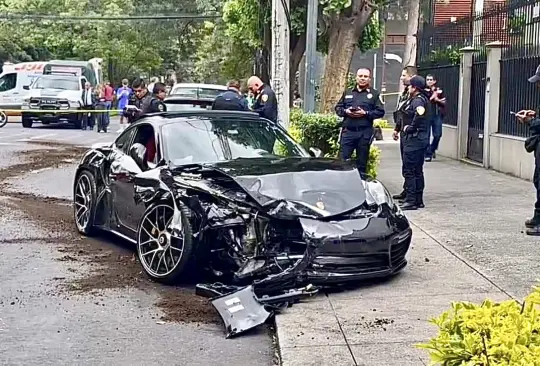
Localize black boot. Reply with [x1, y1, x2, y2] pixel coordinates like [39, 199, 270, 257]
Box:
[526, 225, 540, 236]
[525, 216, 540, 228]
[400, 201, 417, 210]
[393, 191, 406, 200]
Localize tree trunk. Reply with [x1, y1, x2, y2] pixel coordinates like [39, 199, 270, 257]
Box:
[289, 32, 306, 105]
[319, 19, 367, 113]
[402, 0, 420, 68]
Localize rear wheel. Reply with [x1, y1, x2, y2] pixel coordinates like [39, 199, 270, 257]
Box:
[21, 115, 33, 128]
[137, 202, 194, 284]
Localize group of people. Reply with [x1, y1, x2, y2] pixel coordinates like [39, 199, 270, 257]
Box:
[334, 66, 446, 211]
[80, 81, 115, 132]
[211, 76, 278, 123]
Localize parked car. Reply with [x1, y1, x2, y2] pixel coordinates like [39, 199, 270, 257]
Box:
[72, 110, 412, 334]
[169, 83, 227, 99]
[21, 74, 86, 128]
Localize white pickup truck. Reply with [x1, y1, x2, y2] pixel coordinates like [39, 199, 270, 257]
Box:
[21, 74, 87, 128]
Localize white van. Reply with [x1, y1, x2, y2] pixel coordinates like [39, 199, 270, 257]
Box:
[0, 62, 47, 115]
[0, 58, 103, 115]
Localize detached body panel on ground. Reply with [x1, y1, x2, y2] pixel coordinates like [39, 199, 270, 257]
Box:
[71, 110, 412, 337]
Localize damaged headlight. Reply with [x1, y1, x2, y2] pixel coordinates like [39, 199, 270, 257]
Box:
[363, 181, 394, 207]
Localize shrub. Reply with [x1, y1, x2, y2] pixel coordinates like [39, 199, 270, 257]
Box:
[289, 109, 381, 178]
[374, 119, 390, 129]
[416, 285, 540, 365]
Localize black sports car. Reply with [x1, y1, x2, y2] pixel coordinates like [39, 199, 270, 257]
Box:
[72, 110, 412, 335]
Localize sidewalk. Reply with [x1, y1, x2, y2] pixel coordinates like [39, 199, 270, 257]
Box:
[276, 142, 538, 365]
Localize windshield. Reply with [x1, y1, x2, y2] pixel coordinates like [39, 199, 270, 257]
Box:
[171, 87, 225, 98]
[162, 117, 308, 166]
[33, 77, 79, 90]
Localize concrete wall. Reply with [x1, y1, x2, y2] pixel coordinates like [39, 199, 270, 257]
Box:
[435, 42, 534, 182]
[489, 134, 535, 180]
[438, 125, 459, 160]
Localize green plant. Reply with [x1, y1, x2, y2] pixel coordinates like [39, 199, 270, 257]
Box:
[374, 119, 389, 128]
[289, 109, 381, 178]
[416, 285, 540, 365]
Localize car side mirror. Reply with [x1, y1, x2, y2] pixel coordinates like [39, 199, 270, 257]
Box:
[23, 85, 30, 90]
[309, 147, 322, 158]
[129, 143, 147, 170]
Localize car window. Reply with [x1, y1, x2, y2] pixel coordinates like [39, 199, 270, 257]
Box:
[0, 73, 17, 92]
[33, 77, 80, 90]
[161, 117, 308, 166]
[114, 127, 136, 153]
[131, 123, 159, 166]
[171, 87, 198, 97]
[198, 88, 225, 98]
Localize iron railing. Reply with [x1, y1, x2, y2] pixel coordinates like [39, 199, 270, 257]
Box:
[469, 61, 487, 131]
[498, 56, 540, 137]
[418, 64, 460, 126]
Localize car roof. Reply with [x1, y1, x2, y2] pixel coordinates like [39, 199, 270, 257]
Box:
[171, 83, 227, 90]
[133, 110, 265, 128]
[37, 74, 81, 80]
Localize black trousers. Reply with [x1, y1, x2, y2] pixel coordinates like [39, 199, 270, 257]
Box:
[534, 156, 540, 218]
[340, 127, 373, 174]
[400, 139, 405, 194]
[403, 147, 425, 204]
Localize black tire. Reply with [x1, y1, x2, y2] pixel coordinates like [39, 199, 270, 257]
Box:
[73, 115, 82, 129]
[136, 201, 194, 284]
[0, 111, 7, 128]
[21, 115, 33, 128]
[73, 170, 98, 236]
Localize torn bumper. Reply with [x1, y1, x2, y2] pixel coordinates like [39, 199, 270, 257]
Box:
[297, 216, 412, 284]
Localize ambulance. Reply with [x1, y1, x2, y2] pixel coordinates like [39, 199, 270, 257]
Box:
[0, 58, 102, 115]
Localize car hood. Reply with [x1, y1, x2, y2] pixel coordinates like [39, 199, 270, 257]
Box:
[29, 88, 80, 100]
[177, 157, 369, 218]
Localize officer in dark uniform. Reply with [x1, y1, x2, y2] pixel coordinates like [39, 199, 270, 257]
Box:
[149, 82, 167, 113]
[398, 75, 430, 210]
[393, 66, 417, 201]
[247, 75, 278, 123]
[212, 80, 249, 111]
[125, 78, 154, 124]
[517, 64, 540, 235]
[335, 67, 385, 175]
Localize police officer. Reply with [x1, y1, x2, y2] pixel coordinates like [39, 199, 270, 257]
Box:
[335, 67, 385, 175]
[516, 64, 540, 235]
[212, 80, 249, 111]
[247, 75, 278, 123]
[398, 75, 430, 210]
[125, 78, 153, 124]
[393, 65, 417, 201]
[149, 82, 167, 113]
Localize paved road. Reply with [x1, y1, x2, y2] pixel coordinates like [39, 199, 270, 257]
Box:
[2, 117, 123, 147]
[0, 142, 275, 365]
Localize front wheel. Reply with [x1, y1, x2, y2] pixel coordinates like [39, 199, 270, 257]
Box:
[0, 111, 7, 128]
[21, 115, 33, 128]
[137, 202, 194, 284]
[74, 170, 97, 235]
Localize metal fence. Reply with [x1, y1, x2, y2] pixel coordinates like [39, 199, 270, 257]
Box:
[497, 0, 540, 137]
[418, 64, 460, 126]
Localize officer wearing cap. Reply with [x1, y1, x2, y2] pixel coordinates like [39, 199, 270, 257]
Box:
[335, 67, 385, 175]
[399, 75, 430, 210]
[212, 80, 249, 111]
[515, 64, 540, 235]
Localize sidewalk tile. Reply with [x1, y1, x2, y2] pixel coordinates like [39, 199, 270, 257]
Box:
[280, 345, 355, 366]
[350, 342, 428, 366]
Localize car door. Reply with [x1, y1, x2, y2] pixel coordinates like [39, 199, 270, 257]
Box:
[110, 123, 156, 235]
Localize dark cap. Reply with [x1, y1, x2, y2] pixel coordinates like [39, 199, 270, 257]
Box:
[528, 65, 540, 83]
[409, 75, 427, 89]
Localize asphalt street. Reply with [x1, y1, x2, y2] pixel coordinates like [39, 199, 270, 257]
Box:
[0, 138, 276, 365]
[1, 116, 122, 148]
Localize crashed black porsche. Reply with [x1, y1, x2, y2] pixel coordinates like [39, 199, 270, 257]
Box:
[72, 110, 412, 337]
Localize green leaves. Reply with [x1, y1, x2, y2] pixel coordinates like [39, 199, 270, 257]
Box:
[289, 109, 380, 177]
[416, 286, 540, 365]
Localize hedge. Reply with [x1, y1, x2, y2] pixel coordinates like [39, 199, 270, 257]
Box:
[289, 108, 382, 178]
[416, 286, 540, 365]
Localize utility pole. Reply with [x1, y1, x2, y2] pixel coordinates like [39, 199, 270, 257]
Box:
[380, 6, 388, 102]
[271, 0, 290, 129]
[303, 0, 318, 113]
